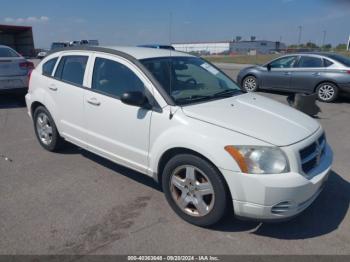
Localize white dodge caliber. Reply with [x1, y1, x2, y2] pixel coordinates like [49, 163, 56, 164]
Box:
[25, 46, 333, 226]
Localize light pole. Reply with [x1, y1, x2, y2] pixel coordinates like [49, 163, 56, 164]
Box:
[298, 25, 302, 46]
[169, 12, 173, 45]
[322, 30, 327, 49]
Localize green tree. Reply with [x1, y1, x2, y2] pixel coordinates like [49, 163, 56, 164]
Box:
[335, 43, 347, 50]
[305, 42, 319, 48]
[322, 44, 332, 50]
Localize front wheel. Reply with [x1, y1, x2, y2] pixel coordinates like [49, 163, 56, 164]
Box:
[162, 154, 229, 227]
[316, 82, 338, 102]
[242, 75, 259, 92]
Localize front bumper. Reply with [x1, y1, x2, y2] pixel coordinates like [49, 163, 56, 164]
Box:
[221, 143, 333, 221]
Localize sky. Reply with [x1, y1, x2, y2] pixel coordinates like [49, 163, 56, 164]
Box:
[1, 0, 349, 48]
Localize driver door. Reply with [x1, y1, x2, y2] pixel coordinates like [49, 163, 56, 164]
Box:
[84, 54, 154, 174]
[261, 56, 298, 90]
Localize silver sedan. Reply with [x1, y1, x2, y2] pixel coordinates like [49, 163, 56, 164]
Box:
[237, 53, 350, 102]
[0, 45, 34, 94]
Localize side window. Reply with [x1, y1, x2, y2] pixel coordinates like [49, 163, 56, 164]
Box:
[269, 56, 297, 69]
[324, 59, 333, 67]
[297, 56, 323, 68]
[54, 56, 88, 85]
[42, 57, 58, 76]
[92, 57, 144, 97]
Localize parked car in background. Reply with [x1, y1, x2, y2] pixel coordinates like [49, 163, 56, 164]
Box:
[26, 46, 332, 226]
[50, 42, 70, 50]
[0, 45, 34, 94]
[138, 44, 175, 50]
[37, 49, 48, 59]
[79, 40, 99, 46]
[69, 40, 81, 47]
[237, 53, 350, 102]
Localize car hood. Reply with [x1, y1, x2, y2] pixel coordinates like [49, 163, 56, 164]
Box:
[181, 93, 320, 146]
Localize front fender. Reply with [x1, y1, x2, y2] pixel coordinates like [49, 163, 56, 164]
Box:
[148, 108, 269, 177]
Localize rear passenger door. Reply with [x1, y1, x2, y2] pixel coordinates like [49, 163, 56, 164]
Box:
[290, 55, 325, 93]
[84, 54, 153, 174]
[51, 52, 91, 147]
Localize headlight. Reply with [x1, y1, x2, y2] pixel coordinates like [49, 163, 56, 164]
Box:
[224, 146, 289, 174]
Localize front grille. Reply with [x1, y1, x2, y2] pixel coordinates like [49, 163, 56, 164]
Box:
[299, 133, 326, 174]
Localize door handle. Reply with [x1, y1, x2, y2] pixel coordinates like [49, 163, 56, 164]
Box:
[284, 72, 291, 75]
[87, 98, 101, 106]
[312, 72, 321, 76]
[48, 85, 57, 91]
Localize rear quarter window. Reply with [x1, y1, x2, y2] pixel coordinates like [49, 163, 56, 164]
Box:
[323, 59, 333, 67]
[42, 57, 58, 76]
[54, 56, 88, 85]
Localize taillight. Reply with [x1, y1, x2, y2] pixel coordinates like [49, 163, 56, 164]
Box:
[19, 61, 34, 70]
[28, 69, 33, 81]
[347, 70, 350, 74]
[28, 69, 33, 92]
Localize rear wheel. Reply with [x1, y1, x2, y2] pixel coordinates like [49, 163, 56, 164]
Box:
[242, 75, 258, 92]
[33, 106, 64, 151]
[316, 82, 338, 102]
[162, 154, 229, 226]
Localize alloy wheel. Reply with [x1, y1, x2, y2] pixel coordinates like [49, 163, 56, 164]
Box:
[36, 112, 53, 145]
[318, 84, 335, 101]
[243, 77, 257, 91]
[169, 165, 215, 217]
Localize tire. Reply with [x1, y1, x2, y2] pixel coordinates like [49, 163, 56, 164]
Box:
[242, 75, 259, 92]
[33, 106, 64, 151]
[162, 154, 229, 227]
[316, 82, 338, 102]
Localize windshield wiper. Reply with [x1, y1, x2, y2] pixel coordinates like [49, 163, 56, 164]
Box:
[175, 90, 241, 105]
[211, 89, 240, 98]
[175, 95, 213, 104]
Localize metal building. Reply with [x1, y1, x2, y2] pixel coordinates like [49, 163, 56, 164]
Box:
[0, 24, 35, 57]
[172, 41, 231, 55]
[230, 40, 286, 54]
[172, 40, 286, 55]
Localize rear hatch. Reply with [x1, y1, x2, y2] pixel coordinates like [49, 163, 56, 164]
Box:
[0, 57, 28, 77]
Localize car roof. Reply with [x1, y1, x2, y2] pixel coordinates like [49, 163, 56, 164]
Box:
[102, 46, 192, 60]
[100, 46, 190, 59]
[49, 45, 192, 60]
[283, 52, 340, 58]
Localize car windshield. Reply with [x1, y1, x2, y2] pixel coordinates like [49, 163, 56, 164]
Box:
[141, 57, 241, 105]
[0, 47, 19, 57]
[327, 54, 350, 67]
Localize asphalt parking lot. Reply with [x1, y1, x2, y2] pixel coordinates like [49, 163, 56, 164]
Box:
[0, 63, 349, 255]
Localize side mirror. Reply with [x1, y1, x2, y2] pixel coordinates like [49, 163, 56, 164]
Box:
[266, 64, 272, 71]
[121, 91, 150, 108]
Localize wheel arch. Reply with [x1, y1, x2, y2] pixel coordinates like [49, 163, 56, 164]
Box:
[156, 146, 234, 215]
[31, 101, 46, 116]
[156, 147, 231, 194]
[241, 73, 261, 90]
[314, 80, 339, 92]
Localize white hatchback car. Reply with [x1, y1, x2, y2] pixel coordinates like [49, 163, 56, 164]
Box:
[25, 46, 333, 226]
